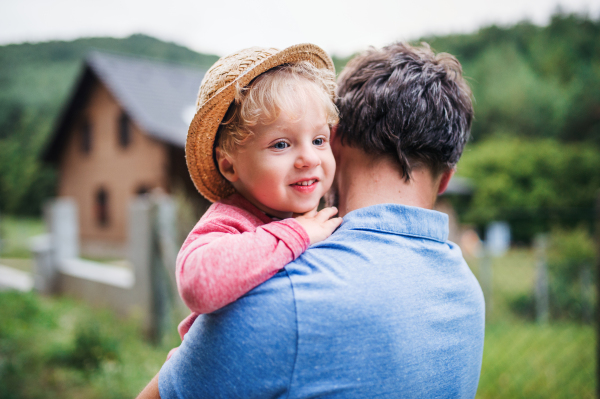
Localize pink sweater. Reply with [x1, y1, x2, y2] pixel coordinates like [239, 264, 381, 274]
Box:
[175, 193, 310, 340]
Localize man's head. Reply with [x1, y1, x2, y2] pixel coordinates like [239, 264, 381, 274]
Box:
[335, 42, 473, 181]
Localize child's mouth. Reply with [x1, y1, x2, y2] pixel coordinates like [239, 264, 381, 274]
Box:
[290, 179, 318, 193]
[293, 179, 316, 186]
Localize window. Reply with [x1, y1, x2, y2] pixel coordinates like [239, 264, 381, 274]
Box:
[95, 188, 109, 227]
[119, 112, 131, 148]
[136, 185, 150, 196]
[81, 119, 92, 154]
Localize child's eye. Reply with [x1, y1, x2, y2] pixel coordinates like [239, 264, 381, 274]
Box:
[313, 138, 324, 146]
[272, 141, 289, 150]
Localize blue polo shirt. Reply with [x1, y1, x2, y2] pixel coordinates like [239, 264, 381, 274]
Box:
[159, 204, 485, 398]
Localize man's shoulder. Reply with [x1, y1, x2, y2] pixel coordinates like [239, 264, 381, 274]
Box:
[159, 269, 298, 398]
[161, 204, 485, 398]
[278, 208, 484, 398]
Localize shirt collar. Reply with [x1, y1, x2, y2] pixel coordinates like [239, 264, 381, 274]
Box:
[337, 203, 449, 243]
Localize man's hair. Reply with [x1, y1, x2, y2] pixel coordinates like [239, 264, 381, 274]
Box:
[336, 42, 473, 180]
[217, 61, 338, 155]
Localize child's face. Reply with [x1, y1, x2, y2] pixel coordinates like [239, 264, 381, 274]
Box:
[219, 97, 335, 219]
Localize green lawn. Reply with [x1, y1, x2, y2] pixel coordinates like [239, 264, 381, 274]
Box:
[0, 217, 595, 397]
[468, 248, 538, 323]
[466, 250, 596, 398]
[0, 215, 45, 259]
[0, 290, 176, 399]
[478, 322, 594, 398]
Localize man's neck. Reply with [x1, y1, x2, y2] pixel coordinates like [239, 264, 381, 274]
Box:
[334, 146, 441, 217]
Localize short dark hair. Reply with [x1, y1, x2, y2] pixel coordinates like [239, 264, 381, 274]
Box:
[336, 42, 473, 180]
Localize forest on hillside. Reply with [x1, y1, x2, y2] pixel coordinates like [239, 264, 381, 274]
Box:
[0, 12, 599, 242]
[421, 12, 600, 241]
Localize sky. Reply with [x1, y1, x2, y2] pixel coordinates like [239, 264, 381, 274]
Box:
[1, 0, 599, 57]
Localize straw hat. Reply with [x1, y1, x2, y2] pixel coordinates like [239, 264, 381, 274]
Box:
[186, 43, 335, 202]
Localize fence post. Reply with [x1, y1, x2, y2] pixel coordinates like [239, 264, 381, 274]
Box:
[0, 212, 3, 254]
[129, 197, 155, 339]
[32, 198, 79, 294]
[129, 194, 182, 343]
[481, 221, 510, 322]
[534, 234, 549, 324]
[47, 198, 79, 263]
[30, 234, 54, 294]
[480, 250, 493, 322]
[155, 195, 187, 313]
[148, 195, 178, 344]
[580, 264, 592, 324]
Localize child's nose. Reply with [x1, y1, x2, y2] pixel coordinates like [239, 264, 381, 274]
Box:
[294, 146, 321, 169]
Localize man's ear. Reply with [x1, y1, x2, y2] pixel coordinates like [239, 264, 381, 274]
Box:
[437, 168, 455, 195]
[215, 147, 239, 183]
[330, 125, 340, 156]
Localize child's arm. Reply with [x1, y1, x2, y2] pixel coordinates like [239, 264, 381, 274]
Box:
[176, 207, 341, 315]
[177, 218, 306, 315]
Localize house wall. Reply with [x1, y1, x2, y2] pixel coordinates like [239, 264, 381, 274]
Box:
[58, 80, 168, 257]
[434, 198, 461, 244]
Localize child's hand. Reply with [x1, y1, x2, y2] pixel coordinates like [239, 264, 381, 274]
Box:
[294, 207, 343, 245]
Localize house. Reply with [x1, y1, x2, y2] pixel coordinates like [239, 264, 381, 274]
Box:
[43, 51, 210, 258]
[43, 50, 473, 259]
[435, 176, 474, 244]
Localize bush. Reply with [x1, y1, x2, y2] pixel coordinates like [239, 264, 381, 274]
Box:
[508, 292, 536, 321]
[507, 228, 596, 323]
[456, 137, 600, 242]
[0, 291, 174, 398]
[547, 228, 596, 321]
[0, 291, 55, 399]
[50, 319, 119, 372]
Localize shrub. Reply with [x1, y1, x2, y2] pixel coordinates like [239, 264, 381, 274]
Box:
[547, 227, 596, 321]
[0, 291, 172, 398]
[51, 319, 119, 372]
[507, 228, 596, 322]
[508, 292, 536, 321]
[456, 137, 600, 242]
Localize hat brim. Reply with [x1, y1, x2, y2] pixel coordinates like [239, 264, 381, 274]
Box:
[186, 43, 335, 203]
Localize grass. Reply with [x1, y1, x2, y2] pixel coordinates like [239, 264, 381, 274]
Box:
[0, 258, 33, 272]
[478, 322, 594, 398]
[0, 217, 130, 270]
[467, 248, 538, 323]
[1, 289, 593, 399]
[0, 217, 596, 397]
[0, 290, 177, 399]
[0, 218, 180, 398]
[465, 249, 596, 398]
[0, 215, 45, 259]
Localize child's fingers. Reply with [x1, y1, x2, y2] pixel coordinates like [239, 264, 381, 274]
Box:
[293, 205, 319, 219]
[324, 217, 343, 231]
[315, 206, 338, 222]
[307, 209, 318, 218]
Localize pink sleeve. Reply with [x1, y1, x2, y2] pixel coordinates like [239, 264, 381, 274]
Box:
[176, 218, 309, 315]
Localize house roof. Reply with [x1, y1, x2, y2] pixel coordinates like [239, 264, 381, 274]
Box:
[43, 51, 474, 197]
[44, 51, 206, 161]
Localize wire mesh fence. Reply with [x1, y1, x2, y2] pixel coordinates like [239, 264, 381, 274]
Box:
[1, 199, 597, 398]
[467, 227, 596, 398]
[477, 322, 594, 398]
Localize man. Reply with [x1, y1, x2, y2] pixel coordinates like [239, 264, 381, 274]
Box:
[138, 42, 484, 398]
